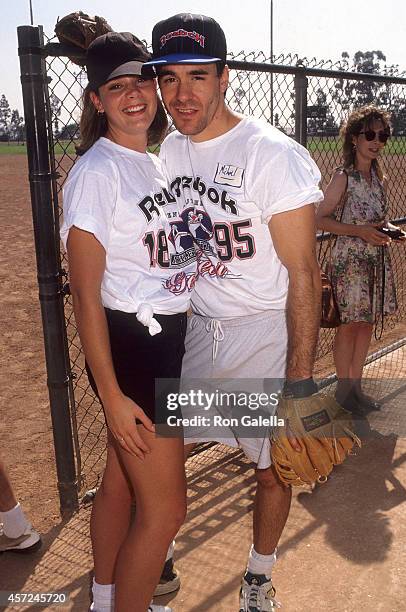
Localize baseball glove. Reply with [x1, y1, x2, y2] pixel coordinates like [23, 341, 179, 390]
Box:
[271, 391, 361, 486]
[54, 12, 113, 66]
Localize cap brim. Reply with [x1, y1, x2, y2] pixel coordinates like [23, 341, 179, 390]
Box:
[106, 60, 154, 81]
[144, 53, 223, 66]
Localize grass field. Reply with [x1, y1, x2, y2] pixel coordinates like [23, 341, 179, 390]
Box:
[0, 142, 28, 154]
[307, 136, 406, 154]
[3, 136, 406, 156]
[0, 141, 77, 155]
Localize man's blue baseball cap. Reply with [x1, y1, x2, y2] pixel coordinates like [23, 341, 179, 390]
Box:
[145, 13, 227, 67]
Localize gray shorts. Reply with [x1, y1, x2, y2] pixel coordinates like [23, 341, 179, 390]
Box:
[181, 309, 288, 469]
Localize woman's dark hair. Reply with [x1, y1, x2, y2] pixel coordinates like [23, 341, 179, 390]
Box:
[340, 105, 391, 180]
[76, 83, 168, 155]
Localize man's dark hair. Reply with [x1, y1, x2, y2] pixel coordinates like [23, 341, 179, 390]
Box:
[216, 61, 226, 76]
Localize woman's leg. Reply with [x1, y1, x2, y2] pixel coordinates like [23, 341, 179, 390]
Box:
[333, 323, 357, 402]
[91, 430, 133, 587]
[348, 322, 373, 383]
[114, 428, 187, 612]
[349, 322, 379, 407]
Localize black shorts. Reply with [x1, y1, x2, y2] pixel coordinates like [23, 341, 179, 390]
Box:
[86, 309, 187, 423]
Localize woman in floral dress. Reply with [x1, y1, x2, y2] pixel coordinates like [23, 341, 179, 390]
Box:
[317, 105, 403, 412]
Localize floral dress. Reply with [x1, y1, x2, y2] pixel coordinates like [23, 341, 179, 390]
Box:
[331, 167, 397, 324]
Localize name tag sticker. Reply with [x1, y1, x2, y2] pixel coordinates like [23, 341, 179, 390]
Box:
[214, 163, 245, 188]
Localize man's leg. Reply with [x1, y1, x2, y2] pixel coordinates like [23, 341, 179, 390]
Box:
[253, 465, 291, 555]
[238, 439, 288, 611]
[177, 310, 289, 609]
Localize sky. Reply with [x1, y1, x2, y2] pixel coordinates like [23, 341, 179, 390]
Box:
[3, 0, 406, 114]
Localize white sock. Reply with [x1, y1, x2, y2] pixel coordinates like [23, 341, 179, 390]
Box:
[166, 539, 175, 561]
[0, 503, 29, 538]
[246, 545, 277, 579]
[92, 579, 115, 612]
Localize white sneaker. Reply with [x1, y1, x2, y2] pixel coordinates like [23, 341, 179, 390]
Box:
[0, 523, 41, 553]
[239, 571, 281, 610]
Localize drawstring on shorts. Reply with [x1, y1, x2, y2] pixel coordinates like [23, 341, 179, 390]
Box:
[190, 315, 225, 362]
[205, 318, 225, 362]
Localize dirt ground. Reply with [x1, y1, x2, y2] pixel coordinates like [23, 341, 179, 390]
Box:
[1, 155, 406, 611]
[0, 156, 60, 531]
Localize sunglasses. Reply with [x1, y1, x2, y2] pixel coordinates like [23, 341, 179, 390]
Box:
[359, 129, 390, 143]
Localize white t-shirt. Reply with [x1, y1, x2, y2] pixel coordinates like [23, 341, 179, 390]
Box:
[160, 117, 323, 319]
[61, 137, 194, 315]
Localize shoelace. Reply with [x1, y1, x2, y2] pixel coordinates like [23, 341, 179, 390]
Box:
[243, 580, 279, 610]
[205, 318, 225, 362]
[246, 581, 261, 609]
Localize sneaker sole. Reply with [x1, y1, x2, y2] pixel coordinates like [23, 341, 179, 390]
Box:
[153, 574, 181, 596]
[0, 537, 42, 554]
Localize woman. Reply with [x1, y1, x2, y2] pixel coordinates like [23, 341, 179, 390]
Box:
[61, 32, 192, 612]
[317, 105, 404, 414]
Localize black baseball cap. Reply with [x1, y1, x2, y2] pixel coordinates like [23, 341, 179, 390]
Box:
[86, 31, 155, 90]
[145, 13, 227, 66]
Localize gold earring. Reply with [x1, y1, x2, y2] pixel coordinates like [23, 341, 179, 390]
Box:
[97, 109, 104, 115]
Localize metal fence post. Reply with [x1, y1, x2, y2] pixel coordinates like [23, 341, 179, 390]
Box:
[17, 25, 78, 516]
[294, 66, 308, 147]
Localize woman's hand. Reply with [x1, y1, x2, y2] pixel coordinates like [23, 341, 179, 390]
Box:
[356, 223, 391, 246]
[102, 391, 155, 459]
[386, 222, 406, 242]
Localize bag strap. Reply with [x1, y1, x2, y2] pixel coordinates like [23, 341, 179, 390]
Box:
[374, 246, 386, 340]
[319, 167, 349, 268]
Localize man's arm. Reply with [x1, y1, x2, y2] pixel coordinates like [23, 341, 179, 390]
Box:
[269, 203, 321, 382]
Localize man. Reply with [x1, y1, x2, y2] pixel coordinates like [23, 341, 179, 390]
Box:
[146, 13, 323, 611]
[0, 457, 41, 553]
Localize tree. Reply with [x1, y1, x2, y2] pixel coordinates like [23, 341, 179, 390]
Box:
[10, 109, 24, 142]
[389, 98, 406, 136]
[57, 122, 79, 140]
[333, 50, 389, 113]
[332, 50, 406, 134]
[50, 93, 62, 136]
[307, 88, 338, 136]
[0, 94, 11, 140]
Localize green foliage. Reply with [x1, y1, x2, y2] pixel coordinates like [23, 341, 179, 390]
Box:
[0, 94, 12, 137]
[0, 94, 25, 142]
[333, 50, 388, 112]
[330, 50, 406, 135]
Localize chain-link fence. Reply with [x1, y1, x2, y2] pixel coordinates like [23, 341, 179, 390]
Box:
[18, 27, 406, 514]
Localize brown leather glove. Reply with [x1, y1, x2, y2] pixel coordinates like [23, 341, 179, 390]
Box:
[271, 390, 361, 486]
[54, 11, 113, 66]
